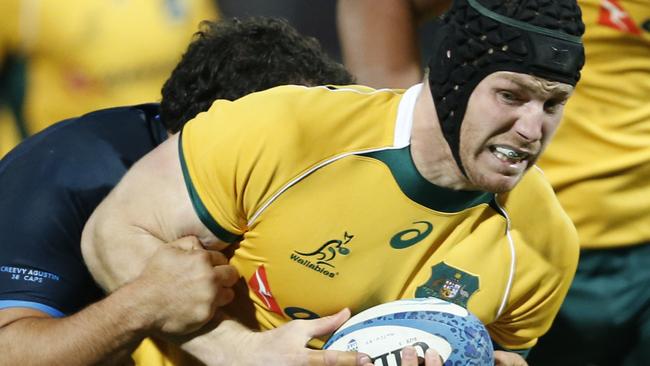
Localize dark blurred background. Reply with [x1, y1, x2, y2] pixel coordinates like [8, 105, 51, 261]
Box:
[218, 0, 438, 64]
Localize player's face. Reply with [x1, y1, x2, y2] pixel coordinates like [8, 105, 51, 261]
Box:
[459, 71, 573, 193]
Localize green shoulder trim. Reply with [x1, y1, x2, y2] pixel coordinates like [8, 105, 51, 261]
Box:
[177, 131, 242, 243]
[360, 146, 494, 212]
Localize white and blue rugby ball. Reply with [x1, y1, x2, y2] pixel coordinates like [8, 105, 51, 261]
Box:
[323, 298, 493, 366]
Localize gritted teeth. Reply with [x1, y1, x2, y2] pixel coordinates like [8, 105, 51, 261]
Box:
[491, 145, 528, 162]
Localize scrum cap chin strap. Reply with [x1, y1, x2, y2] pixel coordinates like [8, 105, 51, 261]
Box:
[427, 0, 585, 175]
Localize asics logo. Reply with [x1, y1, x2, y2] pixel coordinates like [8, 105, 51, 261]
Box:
[390, 221, 433, 249]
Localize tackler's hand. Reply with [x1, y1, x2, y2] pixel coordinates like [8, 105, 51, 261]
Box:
[132, 236, 239, 335]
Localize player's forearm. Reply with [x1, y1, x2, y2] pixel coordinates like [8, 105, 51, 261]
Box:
[337, 0, 453, 89]
[0, 283, 154, 365]
[176, 319, 250, 365]
[337, 0, 424, 88]
[81, 133, 212, 293]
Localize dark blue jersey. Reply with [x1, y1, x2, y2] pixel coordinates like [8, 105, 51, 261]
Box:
[0, 104, 167, 317]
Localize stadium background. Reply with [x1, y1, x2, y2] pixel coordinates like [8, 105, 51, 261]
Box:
[0, 0, 439, 157]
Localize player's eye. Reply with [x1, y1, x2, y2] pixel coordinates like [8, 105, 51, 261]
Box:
[497, 90, 520, 104]
[544, 98, 567, 113]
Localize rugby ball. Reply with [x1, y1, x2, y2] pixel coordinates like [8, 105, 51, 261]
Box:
[323, 298, 493, 366]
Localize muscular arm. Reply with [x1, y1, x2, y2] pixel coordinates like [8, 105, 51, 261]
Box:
[0, 287, 150, 365]
[81, 134, 369, 366]
[81, 133, 223, 292]
[336, 0, 450, 88]
[0, 239, 233, 365]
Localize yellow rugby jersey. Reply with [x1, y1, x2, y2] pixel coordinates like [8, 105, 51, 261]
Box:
[180, 84, 579, 351]
[0, 0, 217, 134]
[538, 0, 650, 249]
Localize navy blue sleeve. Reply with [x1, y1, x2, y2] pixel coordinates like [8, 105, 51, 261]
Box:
[0, 104, 166, 317]
[0, 172, 104, 316]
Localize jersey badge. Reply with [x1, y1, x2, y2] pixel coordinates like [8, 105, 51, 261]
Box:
[248, 265, 283, 315]
[598, 0, 642, 35]
[415, 262, 479, 308]
[289, 231, 353, 279]
[390, 221, 433, 249]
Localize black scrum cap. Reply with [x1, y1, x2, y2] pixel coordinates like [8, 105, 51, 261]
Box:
[426, 0, 585, 175]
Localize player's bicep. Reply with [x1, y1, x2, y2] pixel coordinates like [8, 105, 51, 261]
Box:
[81, 134, 219, 291]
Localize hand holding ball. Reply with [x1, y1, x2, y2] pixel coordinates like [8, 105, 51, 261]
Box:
[323, 298, 494, 366]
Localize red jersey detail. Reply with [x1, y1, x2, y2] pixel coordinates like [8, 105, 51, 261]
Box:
[598, 0, 642, 35]
[248, 265, 283, 315]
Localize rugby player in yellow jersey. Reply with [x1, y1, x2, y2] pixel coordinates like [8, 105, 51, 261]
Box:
[81, 1, 584, 365]
[339, 0, 650, 365]
[0, 0, 217, 155]
[0, 17, 356, 366]
[530, 1, 650, 365]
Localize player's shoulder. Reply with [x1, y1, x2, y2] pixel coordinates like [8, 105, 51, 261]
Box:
[11, 103, 158, 149]
[0, 103, 164, 179]
[267, 84, 404, 123]
[501, 167, 579, 258]
[185, 85, 405, 162]
[208, 84, 402, 132]
[509, 166, 555, 200]
[76, 103, 160, 125]
[503, 166, 570, 224]
[244, 84, 403, 103]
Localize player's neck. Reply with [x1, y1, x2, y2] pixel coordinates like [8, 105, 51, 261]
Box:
[410, 83, 470, 191]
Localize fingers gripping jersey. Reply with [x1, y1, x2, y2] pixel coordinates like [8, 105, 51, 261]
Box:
[180, 85, 579, 352]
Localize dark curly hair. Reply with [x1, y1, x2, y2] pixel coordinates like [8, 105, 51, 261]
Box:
[160, 17, 354, 132]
